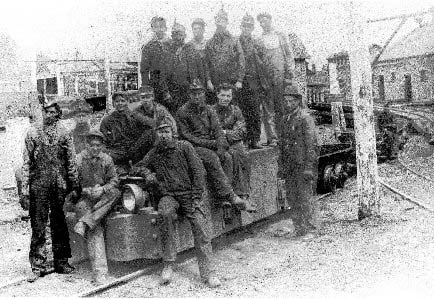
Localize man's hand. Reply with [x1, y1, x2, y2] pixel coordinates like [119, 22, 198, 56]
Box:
[145, 173, 158, 184]
[207, 80, 214, 91]
[235, 81, 242, 90]
[91, 185, 104, 199]
[19, 194, 30, 211]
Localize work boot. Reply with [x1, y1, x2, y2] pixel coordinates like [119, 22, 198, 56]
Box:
[206, 274, 221, 288]
[27, 270, 43, 283]
[91, 274, 111, 286]
[160, 263, 174, 285]
[54, 261, 75, 274]
[248, 141, 263, 150]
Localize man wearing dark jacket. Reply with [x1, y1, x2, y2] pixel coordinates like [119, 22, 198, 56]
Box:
[205, 8, 245, 95]
[21, 101, 79, 282]
[100, 92, 155, 173]
[176, 80, 255, 212]
[140, 16, 172, 107]
[279, 84, 319, 240]
[167, 21, 206, 113]
[238, 14, 270, 149]
[132, 117, 221, 288]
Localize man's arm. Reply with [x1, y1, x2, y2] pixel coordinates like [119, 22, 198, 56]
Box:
[176, 109, 217, 149]
[102, 155, 120, 193]
[209, 108, 228, 149]
[140, 44, 151, 86]
[234, 39, 246, 84]
[278, 32, 295, 77]
[63, 131, 80, 193]
[225, 105, 247, 144]
[302, 114, 319, 174]
[21, 130, 35, 197]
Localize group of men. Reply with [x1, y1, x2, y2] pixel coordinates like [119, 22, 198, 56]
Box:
[18, 8, 320, 289]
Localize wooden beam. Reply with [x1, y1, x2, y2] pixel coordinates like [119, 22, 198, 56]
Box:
[367, 7, 434, 23]
[347, 1, 379, 219]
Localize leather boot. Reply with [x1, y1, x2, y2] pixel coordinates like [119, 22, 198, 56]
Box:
[54, 260, 75, 274]
[160, 262, 174, 285]
[206, 274, 222, 288]
[27, 270, 43, 283]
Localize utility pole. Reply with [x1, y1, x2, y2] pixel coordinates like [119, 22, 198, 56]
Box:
[347, 1, 379, 219]
[104, 58, 113, 111]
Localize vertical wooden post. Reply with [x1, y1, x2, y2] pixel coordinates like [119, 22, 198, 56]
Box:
[104, 58, 113, 111]
[347, 1, 379, 219]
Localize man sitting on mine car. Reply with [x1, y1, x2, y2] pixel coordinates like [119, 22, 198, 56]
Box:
[100, 91, 156, 173]
[132, 117, 221, 288]
[134, 85, 178, 137]
[176, 80, 255, 212]
[279, 81, 319, 240]
[211, 83, 255, 210]
[72, 129, 121, 285]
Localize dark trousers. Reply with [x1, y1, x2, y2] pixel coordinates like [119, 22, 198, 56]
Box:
[238, 80, 262, 145]
[229, 142, 251, 197]
[284, 169, 318, 235]
[29, 181, 71, 272]
[168, 82, 189, 115]
[158, 195, 213, 277]
[194, 147, 233, 201]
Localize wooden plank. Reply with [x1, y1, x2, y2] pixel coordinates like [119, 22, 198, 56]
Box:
[347, 2, 379, 219]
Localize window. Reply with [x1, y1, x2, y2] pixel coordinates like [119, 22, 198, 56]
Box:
[391, 72, 396, 82]
[420, 70, 428, 82]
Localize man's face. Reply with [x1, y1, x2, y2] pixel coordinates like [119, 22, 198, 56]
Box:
[43, 106, 59, 125]
[113, 95, 128, 112]
[241, 23, 254, 36]
[217, 89, 232, 107]
[152, 22, 167, 39]
[171, 30, 186, 45]
[192, 24, 204, 40]
[140, 92, 155, 112]
[283, 95, 300, 114]
[88, 138, 103, 157]
[259, 17, 272, 31]
[189, 89, 206, 107]
[215, 18, 228, 31]
[156, 126, 173, 145]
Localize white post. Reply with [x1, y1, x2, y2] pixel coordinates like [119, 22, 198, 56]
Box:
[347, 1, 379, 219]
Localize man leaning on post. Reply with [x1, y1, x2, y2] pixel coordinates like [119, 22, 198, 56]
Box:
[132, 116, 221, 288]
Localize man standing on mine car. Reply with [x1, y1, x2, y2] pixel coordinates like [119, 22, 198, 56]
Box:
[140, 16, 172, 108]
[212, 83, 254, 210]
[167, 21, 206, 113]
[21, 100, 79, 282]
[205, 8, 245, 99]
[176, 80, 255, 212]
[279, 82, 319, 240]
[132, 117, 221, 288]
[72, 129, 120, 285]
[238, 14, 270, 149]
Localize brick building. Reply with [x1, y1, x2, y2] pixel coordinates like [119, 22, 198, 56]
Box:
[326, 51, 352, 105]
[372, 20, 434, 103]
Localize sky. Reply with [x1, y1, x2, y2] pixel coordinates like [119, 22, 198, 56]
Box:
[0, 0, 433, 67]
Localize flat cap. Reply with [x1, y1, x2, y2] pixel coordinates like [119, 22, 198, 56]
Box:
[156, 116, 173, 130]
[241, 14, 255, 25]
[189, 79, 205, 91]
[257, 12, 272, 21]
[172, 21, 186, 33]
[192, 18, 206, 27]
[215, 8, 228, 21]
[86, 129, 105, 141]
[151, 16, 166, 27]
[138, 85, 154, 94]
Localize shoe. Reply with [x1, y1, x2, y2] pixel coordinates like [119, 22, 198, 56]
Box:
[91, 274, 111, 286]
[27, 271, 42, 283]
[160, 263, 174, 285]
[54, 262, 75, 274]
[74, 221, 87, 237]
[206, 274, 221, 288]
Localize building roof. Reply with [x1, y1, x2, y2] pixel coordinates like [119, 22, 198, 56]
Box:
[378, 21, 434, 62]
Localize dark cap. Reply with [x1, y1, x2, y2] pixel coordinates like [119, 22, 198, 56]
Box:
[86, 129, 105, 142]
[151, 16, 166, 28]
[215, 8, 228, 22]
[189, 79, 205, 91]
[156, 116, 173, 130]
[241, 14, 255, 25]
[172, 20, 186, 33]
[257, 12, 272, 21]
[138, 85, 154, 95]
[192, 18, 206, 28]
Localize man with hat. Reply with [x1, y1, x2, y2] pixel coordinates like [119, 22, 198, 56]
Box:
[134, 85, 178, 136]
[238, 14, 271, 149]
[140, 16, 172, 108]
[132, 116, 221, 288]
[166, 21, 206, 114]
[100, 91, 156, 173]
[176, 79, 255, 212]
[72, 129, 120, 285]
[257, 12, 295, 147]
[278, 82, 319, 240]
[21, 100, 79, 282]
[205, 7, 245, 96]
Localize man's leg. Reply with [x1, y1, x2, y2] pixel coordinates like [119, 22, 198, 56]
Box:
[157, 196, 180, 284]
[229, 143, 251, 198]
[239, 83, 261, 148]
[87, 224, 109, 284]
[261, 90, 278, 145]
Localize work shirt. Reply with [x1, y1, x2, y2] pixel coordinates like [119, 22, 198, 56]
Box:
[22, 122, 79, 195]
[140, 36, 171, 90]
[205, 30, 245, 86]
[279, 109, 319, 173]
[76, 149, 119, 192]
[135, 140, 205, 197]
[176, 102, 227, 150]
[134, 102, 178, 136]
[211, 104, 246, 145]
